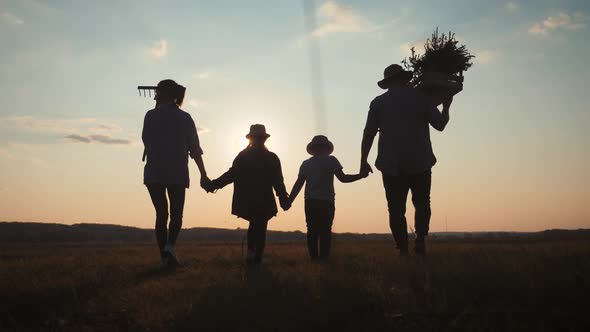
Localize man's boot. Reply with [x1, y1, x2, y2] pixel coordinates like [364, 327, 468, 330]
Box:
[414, 235, 426, 255]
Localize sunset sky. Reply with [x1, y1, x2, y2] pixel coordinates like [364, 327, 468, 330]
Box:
[0, 0, 588, 233]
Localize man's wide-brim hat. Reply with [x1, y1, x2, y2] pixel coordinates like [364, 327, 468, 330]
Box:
[377, 64, 413, 89]
[307, 135, 334, 155]
[246, 124, 270, 139]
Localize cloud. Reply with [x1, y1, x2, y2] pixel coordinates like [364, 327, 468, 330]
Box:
[0, 115, 96, 133]
[0, 10, 24, 26]
[0, 146, 14, 160]
[504, 2, 519, 13]
[0, 143, 50, 168]
[312, 1, 375, 37]
[64, 134, 132, 145]
[529, 11, 587, 36]
[475, 50, 497, 64]
[65, 134, 91, 143]
[95, 123, 121, 131]
[197, 127, 210, 134]
[400, 39, 426, 57]
[150, 39, 168, 58]
[187, 98, 207, 109]
[89, 135, 132, 145]
[0, 115, 134, 146]
[90, 123, 122, 135]
[194, 72, 210, 80]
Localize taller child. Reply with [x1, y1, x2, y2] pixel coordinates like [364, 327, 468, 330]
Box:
[209, 124, 289, 265]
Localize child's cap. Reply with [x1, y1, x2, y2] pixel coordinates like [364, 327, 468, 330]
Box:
[307, 135, 334, 156]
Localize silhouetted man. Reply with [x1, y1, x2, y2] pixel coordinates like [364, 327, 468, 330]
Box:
[360, 64, 452, 255]
[142, 79, 209, 267]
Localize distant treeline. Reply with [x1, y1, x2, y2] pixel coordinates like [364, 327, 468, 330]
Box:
[1, 222, 589, 243]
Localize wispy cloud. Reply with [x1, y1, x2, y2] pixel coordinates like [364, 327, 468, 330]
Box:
[194, 71, 210, 80]
[150, 39, 168, 58]
[504, 2, 519, 13]
[90, 135, 131, 145]
[0, 10, 24, 26]
[95, 123, 121, 132]
[0, 146, 14, 160]
[0, 143, 51, 168]
[0, 115, 96, 133]
[197, 127, 210, 134]
[400, 39, 426, 57]
[0, 115, 133, 146]
[64, 134, 132, 145]
[529, 11, 587, 36]
[64, 134, 91, 143]
[312, 1, 375, 37]
[187, 98, 207, 109]
[475, 50, 497, 64]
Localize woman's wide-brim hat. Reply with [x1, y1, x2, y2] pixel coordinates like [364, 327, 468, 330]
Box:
[307, 135, 334, 155]
[246, 124, 270, 139]
[377, 64, 413, 89]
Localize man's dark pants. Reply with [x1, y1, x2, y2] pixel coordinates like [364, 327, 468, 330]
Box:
[382, 169, 432, 250]
[305, 199, 335, 259]
[146, 184, 186, 254]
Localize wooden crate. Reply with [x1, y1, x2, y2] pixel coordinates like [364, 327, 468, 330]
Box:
[413, 72, 463, 106]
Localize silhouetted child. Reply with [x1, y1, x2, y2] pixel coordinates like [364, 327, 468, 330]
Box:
[209, 124, 289, 265]
[287, 135, 368, 260]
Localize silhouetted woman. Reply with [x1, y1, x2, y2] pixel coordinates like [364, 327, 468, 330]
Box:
[142, 79, 209, 267]
[209, 124, 289, 265]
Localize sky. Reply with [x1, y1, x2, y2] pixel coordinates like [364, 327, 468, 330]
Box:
[0, 0, 588, 233]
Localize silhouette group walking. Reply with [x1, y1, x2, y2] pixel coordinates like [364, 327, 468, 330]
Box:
[142, 64, 453, 267]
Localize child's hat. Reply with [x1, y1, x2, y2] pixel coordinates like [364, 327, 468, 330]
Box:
[246, 124, 270, 139]
[307, 135, 334, 155]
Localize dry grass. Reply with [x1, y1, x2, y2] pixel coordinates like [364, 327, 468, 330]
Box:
[1, 239, 589, 331]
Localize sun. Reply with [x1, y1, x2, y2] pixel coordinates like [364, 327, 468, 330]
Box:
[229, 135, 275, 156]
[239, 136, 249, 150]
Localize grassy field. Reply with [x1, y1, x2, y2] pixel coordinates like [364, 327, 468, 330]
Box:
[1, 239, 589, 331]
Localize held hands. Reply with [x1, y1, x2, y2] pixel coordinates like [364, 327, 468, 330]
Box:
[360, 167, 371, 179]
[279, 195, 292, 211]
[200, 176, 216, 193]
[360, 160, 373, 178]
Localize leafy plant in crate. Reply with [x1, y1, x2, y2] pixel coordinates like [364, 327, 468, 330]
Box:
[402, 28, 475, 106]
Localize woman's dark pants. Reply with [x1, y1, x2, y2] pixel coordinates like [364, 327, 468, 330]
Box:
[146, 184, 186, 255]
[305, 199, 335, 259]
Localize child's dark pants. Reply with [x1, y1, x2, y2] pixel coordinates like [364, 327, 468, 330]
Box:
[247, 219, 269, 263]
[305, 199, 335, 259]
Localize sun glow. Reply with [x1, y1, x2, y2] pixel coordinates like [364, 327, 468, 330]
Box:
[230, 135, 277, 156]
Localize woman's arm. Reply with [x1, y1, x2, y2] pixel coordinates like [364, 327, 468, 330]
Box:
[271, 156, 290, 210]
[193, 155, 207, 178]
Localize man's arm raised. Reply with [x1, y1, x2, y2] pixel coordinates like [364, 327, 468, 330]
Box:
[428, 96, 453, 132]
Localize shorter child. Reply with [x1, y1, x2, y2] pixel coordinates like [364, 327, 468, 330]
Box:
[287, 135, 368, 260]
